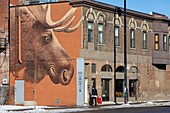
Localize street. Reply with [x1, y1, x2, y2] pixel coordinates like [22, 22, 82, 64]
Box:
[79, 106, 170, 113]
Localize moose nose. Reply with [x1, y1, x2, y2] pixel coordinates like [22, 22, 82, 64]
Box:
[49, 62, 74, 85]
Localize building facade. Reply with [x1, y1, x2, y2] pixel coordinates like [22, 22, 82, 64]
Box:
[0, 0, 9, 105]
[76, 0, 170, 103]
[4, 0, 170, 106]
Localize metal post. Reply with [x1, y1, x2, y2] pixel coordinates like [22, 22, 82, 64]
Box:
[8, 0, 10, 44]
[124, 0, 128, 104]
[34, 49, 37, 109]
[113, 8, 116, 104]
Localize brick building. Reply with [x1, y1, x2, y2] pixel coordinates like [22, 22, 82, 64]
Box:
[0, 0, 9, 105]
[72, 0, 170, 103]
[1, 0, 170, 106]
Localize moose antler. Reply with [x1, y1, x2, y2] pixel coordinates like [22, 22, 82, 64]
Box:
[53, 16, 75, 32]
[27, 4, 80, 30]
[53, 16, 81, 33]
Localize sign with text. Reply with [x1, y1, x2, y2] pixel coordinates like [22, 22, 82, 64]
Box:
[76, 58, 85, 106]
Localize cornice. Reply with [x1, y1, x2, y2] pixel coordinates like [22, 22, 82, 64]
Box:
[70, 0, 170, 22]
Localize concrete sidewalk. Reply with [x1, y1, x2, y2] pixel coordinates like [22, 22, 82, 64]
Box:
[1, 100, 170, 112]
[41, 100, 170, 113]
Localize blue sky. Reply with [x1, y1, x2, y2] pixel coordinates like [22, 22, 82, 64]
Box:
[98, 0, 170, 18]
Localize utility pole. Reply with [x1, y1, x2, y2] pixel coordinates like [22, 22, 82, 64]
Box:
[113, 7, 117, 104]
[124, 0, 128, 104]
[114, 7, 122, 104]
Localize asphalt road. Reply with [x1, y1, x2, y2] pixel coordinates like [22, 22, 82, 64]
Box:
[80, 106, 170, 113]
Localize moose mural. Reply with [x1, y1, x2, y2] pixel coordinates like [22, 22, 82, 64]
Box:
[10, 4, 81, 85]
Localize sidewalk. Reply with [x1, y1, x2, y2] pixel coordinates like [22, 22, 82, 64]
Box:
[1, 100, 170, 113]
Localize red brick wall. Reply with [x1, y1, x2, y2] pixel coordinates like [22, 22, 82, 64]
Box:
[10, 2, 81, 106]
[0, 0, 8, 36]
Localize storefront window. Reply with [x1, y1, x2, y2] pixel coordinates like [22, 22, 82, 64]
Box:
[129, 79, 137, 97]
[115, 79, 123, 97]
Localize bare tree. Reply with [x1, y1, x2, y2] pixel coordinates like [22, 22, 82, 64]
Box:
[142, 57, 154, 101]
[132, 56, 142, 102]
[133, 76, 141, 102]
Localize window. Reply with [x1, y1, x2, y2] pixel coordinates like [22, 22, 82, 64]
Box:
[142, 31, 147, 49]
[88, 22, 93, 42]
[130, 66, 138, 73]
[101, 64, 112, 72]
[155, 34, 159, 50]
[163, 35, 167, 51]
[115, 79, 123, 97]
[129, 79, 137, 97]
[130, 29, 135, 48]
[98, 23, 103, 44]
[115, 66, 124, 72]
[92, 63, 96, 73]
[39, 0, 57, 3]
[29, 1, 39, 4]
[115, 27, 119, 46]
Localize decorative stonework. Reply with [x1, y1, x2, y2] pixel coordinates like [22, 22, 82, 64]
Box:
[113, 14, 122, 27]
[141, 20, 149, 32]
[128, 18, 137, 30]
[96, 11, 106, 25]
[86, 8, 96, 22]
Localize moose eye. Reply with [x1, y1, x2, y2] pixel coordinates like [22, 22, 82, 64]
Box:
[43, 36, 52, 43]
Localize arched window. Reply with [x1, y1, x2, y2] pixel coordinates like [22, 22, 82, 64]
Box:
[128, 18, 137, 48]
[97, 11, 106, 44]
[101, 64, 112, 72]
[113, 14, 122, 47]
[130, 66, 138, 73]
[115, 66, 124, 72]
[141, 21, 149, 50]
[130, 25, 135, 48]
[88, 21, 94, 42]
[142, 30, 147, 49]
[86, 8, 96, 43]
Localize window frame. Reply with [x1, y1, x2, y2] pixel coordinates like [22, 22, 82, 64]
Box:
[142, 31, 147, 49]
[154, 34, 159, 50]
[114, 26, 120, 46]
[98, 23, 104, 44]
[92, 63, 96, 73]
[88, 21, 93, 42]
[101, 64, 112, 72]
[130, 29, 135, 48]
[163, 34, 167, 51]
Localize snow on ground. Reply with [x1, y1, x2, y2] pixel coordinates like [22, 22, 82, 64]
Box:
[0, 100, 170, 113]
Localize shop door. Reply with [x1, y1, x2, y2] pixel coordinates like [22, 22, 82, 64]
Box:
[102, 79, 110, 101]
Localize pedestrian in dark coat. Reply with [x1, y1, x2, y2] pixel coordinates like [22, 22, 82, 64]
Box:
[91, 86, 98, 106]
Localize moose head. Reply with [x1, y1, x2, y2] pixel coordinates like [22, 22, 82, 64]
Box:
[10, 4, 81, 85]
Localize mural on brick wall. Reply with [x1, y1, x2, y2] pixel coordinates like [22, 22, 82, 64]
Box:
[10, 4, 81, 85]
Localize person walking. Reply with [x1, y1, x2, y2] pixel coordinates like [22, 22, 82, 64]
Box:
[91, 86, 98, 106]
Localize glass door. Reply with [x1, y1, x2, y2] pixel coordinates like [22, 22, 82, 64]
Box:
[101, 79, 110, 101]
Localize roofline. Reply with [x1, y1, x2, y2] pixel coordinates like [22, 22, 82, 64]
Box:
[70, 0, 170, 21]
